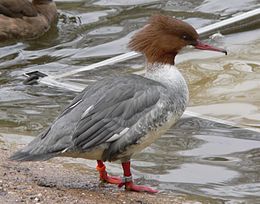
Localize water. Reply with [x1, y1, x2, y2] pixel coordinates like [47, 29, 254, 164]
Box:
[0, 0, 260, 203]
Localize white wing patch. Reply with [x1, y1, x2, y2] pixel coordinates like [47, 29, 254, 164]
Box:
[81, 105, 94, 119]
[106, 127, 129, 142]
[61, 147, 69, 153]
[70, 99, 82, 109]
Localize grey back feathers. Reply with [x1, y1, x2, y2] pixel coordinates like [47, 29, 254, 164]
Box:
[72, 75, 163, 150]
[10, 68, 188, 162]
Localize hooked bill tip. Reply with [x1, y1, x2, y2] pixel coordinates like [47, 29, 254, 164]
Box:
[224, 50, 228, 55]
[194, 40, 227, 55]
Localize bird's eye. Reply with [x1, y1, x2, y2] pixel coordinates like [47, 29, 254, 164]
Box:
[182, 34, 190, 40]
[182, 35, 188, 40]
[181, 34, 193, 41]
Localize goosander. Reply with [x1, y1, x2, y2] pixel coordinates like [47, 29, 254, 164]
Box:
[0, 0, 57, 40]
[10, 15, 227, 193]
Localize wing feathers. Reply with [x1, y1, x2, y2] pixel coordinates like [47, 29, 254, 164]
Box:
[70, 76, 164, 151]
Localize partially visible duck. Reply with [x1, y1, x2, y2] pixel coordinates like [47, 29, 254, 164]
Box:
[0, 0, 57, 40]
[10, 15, 227, 193]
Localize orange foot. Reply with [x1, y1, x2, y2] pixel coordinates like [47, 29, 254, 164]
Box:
[96, 160, 158, 193]
[119, 181, 158, 193]
[96, 162, 122, 185]
[100, 174, 122, 185]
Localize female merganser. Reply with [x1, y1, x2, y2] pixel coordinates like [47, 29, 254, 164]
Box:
[0, 0, 57, 40]
[10, 15, 227, 193]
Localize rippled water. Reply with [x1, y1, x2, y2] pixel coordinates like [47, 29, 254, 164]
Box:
[0, 0, 260, 203]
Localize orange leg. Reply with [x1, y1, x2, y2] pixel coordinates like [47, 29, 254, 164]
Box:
[96, 160, 122, 184]
[96, 160, 158, 193]
[118, 161, 158, 193]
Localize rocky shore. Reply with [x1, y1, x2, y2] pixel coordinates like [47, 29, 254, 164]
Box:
[0, 135, 218, 204]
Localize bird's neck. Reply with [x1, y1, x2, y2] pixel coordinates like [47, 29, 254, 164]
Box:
[145, 52, 177, 66]
[145, 62, 187, 89]
[145, 62, 189, 111]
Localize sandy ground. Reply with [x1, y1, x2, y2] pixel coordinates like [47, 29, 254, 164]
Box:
[0, 140, 219, 204]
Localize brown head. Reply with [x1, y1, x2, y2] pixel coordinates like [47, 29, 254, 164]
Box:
[129, 15, 227, 65]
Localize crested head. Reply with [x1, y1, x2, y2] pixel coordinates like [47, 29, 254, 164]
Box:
[129, 15, 199, 65]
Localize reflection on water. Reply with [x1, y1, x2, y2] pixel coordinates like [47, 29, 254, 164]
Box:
[0, 0, 260, 203]
[155, 163, 239, 184]
[132, 116, 260, 202]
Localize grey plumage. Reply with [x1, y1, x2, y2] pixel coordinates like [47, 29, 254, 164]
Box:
[73, 76, 162, 149]
[10, 65, 188, 162]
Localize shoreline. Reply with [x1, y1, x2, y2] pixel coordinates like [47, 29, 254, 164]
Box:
[0, 134, 219, 204]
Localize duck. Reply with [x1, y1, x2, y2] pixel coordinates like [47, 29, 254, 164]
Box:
[0, 0, 57, 40]
[10, 15, 227, 193]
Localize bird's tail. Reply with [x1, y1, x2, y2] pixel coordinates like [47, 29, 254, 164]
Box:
[9, 135, 58, 162]
[9, 150, 55, 161]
